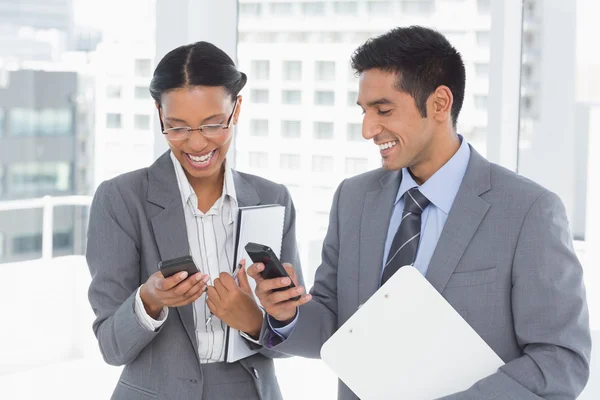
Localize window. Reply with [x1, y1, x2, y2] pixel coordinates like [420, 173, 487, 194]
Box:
[248, 151, 268, 168]
[347, 91, 358, 106]
[367, 1, 391, 15]
[334, 1, 358, 15]
[0, 108, 4, 137]
[12, 234, 42, 255]
[280, 154, 302, 170]
[312, 156, 334, 173]
[135, 59, 152, 78]
[477, 0, 490, 15]
[53, 231, 73, 251]
[251, 60, 270, 80]
[250, 119, 269, 136]
[345, 157, 369, 174]
[347, 123, 362, 141]
[476, 31, 490, 48]
[106, 113, 122, 129]
[240, 3, 262, 16]
[0, 232, 4, 260]
[302, 2, 325, 16]
[315, 91, 335, 106]
[475, 63, 489, 79]
[251, 89, 269, 104]
[474, 95, 487, 110]
[401, 0, 435, 15]
[8, 162, 71, 194]
[0, 165, 4, 196]
[282, 90, 302, 105]
[315, 61, 336, 81]
[106, 85, 122, 99]
[283, 61, 302, 81]
[270, 2, 293, 15]
[134, 114, 151, 130]
[281, 120, 301, 138]
[314, 122, 334, 139]
[8, 108, 72, 136]
[135, 86, 150, 100]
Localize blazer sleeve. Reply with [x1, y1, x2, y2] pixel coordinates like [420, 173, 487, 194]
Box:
[438, 191, 591, 400]
[86, 180, 161, 366]
[259, 180, 344, 358]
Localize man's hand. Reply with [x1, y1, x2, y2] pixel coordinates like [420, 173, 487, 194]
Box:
[140, 270, 210, 319]
[246, 262, 312, 323]
[206, 260, 264, 338]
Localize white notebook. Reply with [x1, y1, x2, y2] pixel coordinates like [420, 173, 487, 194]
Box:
[320, 266, 504, 399]
[225, 204, 285, 363]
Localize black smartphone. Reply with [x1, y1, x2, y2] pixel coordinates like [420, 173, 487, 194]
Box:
[158, 255, 199, 279]
[244, 242, 300, 301]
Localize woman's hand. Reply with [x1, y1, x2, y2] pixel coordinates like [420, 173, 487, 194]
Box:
[206, 260, 264, 338]
[140, 270, 210, 319]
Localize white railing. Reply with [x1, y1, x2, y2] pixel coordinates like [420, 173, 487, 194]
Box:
[0, 195, 92, 260]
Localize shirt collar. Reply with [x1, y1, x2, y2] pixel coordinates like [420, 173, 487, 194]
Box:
[169, 151, 238, 214]
[395, 135, 471, 214]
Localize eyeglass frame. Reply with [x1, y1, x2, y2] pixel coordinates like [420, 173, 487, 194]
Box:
[158, 99, 238, 140]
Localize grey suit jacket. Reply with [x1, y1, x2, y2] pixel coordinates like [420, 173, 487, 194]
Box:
[86, 151, 302, 400]
[261, 146, 591, 400]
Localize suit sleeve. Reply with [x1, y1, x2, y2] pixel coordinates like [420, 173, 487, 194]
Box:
[438, 191, 591, 400]
[86, 180, 162, 366]
[259, 180, 344, 358]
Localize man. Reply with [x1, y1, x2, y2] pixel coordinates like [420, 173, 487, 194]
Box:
[248, 26, 591, 399]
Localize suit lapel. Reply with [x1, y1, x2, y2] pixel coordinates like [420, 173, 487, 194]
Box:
[232, 171, 261, 207]
[147, 152, 199, 359]
[358, 170, 401, 305]
[426, 147, 492, 293]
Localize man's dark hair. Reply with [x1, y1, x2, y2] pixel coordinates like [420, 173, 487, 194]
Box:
[150, 41, 247, 104]
[351, 26, 466, 127]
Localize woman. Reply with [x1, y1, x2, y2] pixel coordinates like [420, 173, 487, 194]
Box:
[86, 41, 307, 400]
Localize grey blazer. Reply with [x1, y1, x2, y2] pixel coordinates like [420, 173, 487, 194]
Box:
[261, 146, 591, 400]
[86, 151, 302, 400]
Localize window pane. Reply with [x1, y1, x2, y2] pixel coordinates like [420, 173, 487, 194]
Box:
[345, 157, 369, 175]
[135, 86, 150, 99]
[106, 113, 122, 129]
[135, 59, 152, 78]
[474, 95, 487, 110]
[12, 234, 42, 255]
[313, 122, 334, 139]
[283, 61, 302, 81]
[367, 1, 391, 15]
[248, 151, 269, 168]
[106, 85, 122, 99]
[334, 1, 358, 15]
[271, 2, 293, 15]
[240, 3, 262, 17]
[401, 0, 435, 15]
[134, 114, 151, 130]
[347, 123, 362, 141]
[312, 155, 334, 172]
[251, 89, 269, 103]
[251, 60, 270, 80]
[315, 61, 336, 81]
[302, 2, 325, 16]
[8, 162, 71, 194]
[282, 90, 302, 105]
[315, 91, 335, 106]
[282, 120, 301, 138]
[476, 31, 490, 48]
[477, 0, 490, 15]
[280, 154, 302, 170]
[250, 119, 269, 136]
[347, 91, 358, 106]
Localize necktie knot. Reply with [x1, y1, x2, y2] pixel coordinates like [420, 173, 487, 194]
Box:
[403, 188, 430, 216]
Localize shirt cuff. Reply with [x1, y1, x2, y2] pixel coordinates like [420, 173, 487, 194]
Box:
[134, 286, 168, 331]
[268, 308, 299, 340]
[239, 307, 265, 345]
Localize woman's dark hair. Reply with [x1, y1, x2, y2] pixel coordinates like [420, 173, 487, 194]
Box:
[351, 26, 466, 127]
[149, 41, 247, 104]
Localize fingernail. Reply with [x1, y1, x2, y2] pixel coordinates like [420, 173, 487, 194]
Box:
[202, 275, 210, 283]
[281, 278, 290, 285]
[196, 273, 203, 281]
[258, 263, 264, 271]
[180, 272, 188, 279]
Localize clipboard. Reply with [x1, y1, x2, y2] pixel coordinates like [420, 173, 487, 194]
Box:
[320, 266, 504, 399]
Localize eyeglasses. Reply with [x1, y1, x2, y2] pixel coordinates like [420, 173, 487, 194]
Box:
[160, 100, 238, 141]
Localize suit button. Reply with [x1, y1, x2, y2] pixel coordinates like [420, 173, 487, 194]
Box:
[189, 379, 198, 384]
[252, 368, 259, 379]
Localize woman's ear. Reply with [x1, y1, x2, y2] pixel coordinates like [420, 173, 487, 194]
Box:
[233, 96, 243, 125]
